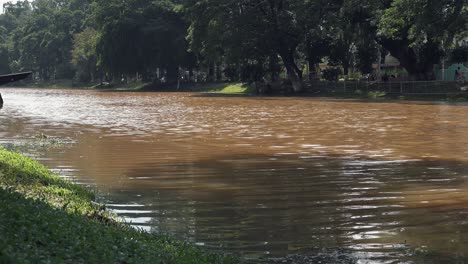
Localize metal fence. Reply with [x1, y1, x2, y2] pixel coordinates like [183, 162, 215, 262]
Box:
[306, 80, 464, 95]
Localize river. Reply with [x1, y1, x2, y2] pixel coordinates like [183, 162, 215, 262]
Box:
[2, 88, 468, 263]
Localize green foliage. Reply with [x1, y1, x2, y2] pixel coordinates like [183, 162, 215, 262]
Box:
[185, 0, 324, 90]
[375, 0, 466, 78]
[378, 0, 465, 44]
[0, 0, 466, 87]
[198, 82, 253, 94]
[0, 0, 91, 79]
[94, 0, 193, 82]
[0, 148, 237, 263]
[0, 44, 11, 73]
[71, 27, 99, 83]
[367, 91, 387, 99]
[185, 0, 275, 82]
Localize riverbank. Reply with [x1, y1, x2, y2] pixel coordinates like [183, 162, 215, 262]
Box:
[7, 79, 468, 102]
[9, 80, 253, 93]
[0, 148, 236, 263]
[10, 80, 147, 91]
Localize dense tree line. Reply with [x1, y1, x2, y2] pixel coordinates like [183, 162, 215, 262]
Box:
[0, 0, 466, 91]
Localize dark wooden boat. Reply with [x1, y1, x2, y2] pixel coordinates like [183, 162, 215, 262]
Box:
[0, 72, 32, 86]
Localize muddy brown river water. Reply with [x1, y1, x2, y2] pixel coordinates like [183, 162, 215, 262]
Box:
[2, 88, 468, 263]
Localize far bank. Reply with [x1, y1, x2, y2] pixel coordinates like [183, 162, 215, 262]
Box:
[6, 79, 468, 102]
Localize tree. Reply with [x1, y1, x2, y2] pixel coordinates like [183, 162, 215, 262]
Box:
[185, 0, 273, 83]
[71, 27, 99, 83]
[0, 0, 464, 87]
[94, 0, 191, 83]
[298, 0, 342, 79]
[186, 0, 309, 91]
[375, 0, 466, 79]
[341, 2, 379, 75]
[0, 40, 11, 73]
[0, 1, 32, 73]
[0, 0, 91, 80]
[2, 0, 31, 19]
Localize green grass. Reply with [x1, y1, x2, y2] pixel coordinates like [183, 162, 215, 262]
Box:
[0, 148, 237, 264]
[197, 83, 253, 94]
[92, 81, 149, 91]
[366, 91, 387, 99]
[93, 81, 255, 94]
[115, 81, 148, 90]
[8, 79, 254, 95]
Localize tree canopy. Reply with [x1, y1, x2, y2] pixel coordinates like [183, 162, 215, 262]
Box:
[0, 0, 465, 87]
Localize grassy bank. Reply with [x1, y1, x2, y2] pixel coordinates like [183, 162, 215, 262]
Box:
[0, 148, 236, 264]
[9, 79, 253, 94]
[195, 83, 253, 94]
[139, 82, 253, 94]
[10, 80, 148, 91]
[9, 79, 468, 102]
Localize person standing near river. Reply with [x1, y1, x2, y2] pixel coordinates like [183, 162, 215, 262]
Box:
[0, 92, 3, 108]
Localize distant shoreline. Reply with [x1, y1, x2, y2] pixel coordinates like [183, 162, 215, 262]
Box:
[4, 80, 468, 102]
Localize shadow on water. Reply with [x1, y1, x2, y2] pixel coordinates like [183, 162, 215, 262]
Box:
[103, 153, 468, 263]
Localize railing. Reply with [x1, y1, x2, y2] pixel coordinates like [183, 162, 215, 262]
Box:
[306, 80, 465, 95]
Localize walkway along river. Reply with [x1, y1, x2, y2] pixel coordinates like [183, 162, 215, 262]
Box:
[2, 88, 468, 263]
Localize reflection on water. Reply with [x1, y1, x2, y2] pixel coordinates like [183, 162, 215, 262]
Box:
[2, 88, 468, 263]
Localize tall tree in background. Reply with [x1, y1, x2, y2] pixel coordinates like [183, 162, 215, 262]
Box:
[0, 0, 92, 79]
[0, 0, 465, 86]
[0, 0, 31, 73]
[94, 0, 191, 83]
[298, 0, 342, 79]
[71, 27, 99, 83]
[334, 2, 379, 76]
[186, 0, 309, 92]
[0, 27, 11, 73]
[186, 0, 276, 83]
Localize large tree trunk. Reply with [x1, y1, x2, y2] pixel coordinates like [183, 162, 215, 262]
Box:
[306, 56, 318, 80]
[278, 48, 303, 93]
[284, 63, 303, 93]
[342, 62, 350, 80]
[269, 56, 277, 81]
[207, 63, 215, 82]
[215, 63, 222, 81]
[266, 0, 303, 93]
[41, 68, 50, 81]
